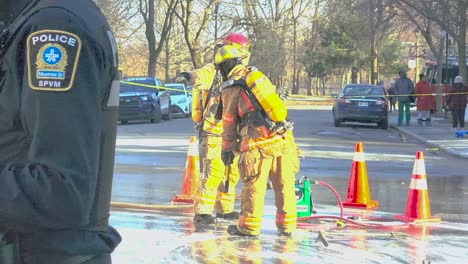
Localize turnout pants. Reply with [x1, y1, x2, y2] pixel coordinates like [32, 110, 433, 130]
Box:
[236, 145, 297, 235]
[194, 135, 240, 215]
[451, 109, 466, 129]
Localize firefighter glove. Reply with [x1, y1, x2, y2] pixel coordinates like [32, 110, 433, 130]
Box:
[221, 150, 234, 166]
[172, 72, 191, 84]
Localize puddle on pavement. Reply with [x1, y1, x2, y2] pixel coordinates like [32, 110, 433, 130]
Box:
[110, 202, 468, 264]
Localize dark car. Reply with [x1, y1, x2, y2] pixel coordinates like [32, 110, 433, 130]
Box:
[119, 77, 172, 124]
[332, 84, 388, 129]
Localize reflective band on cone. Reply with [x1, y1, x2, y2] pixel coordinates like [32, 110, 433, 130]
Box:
[353, 152, 365, 162]
[409, 178, 428, 190]
[188, 139, 199, 156]
[413, 159, 426, 175]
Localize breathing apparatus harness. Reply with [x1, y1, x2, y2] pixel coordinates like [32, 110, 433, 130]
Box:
[218, 75, 294, 136]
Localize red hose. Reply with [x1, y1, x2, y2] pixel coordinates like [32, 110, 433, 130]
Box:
[296, 180, 409, 230]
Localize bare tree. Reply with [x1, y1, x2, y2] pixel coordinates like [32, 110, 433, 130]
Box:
[396, 6, 447, 112]
[139, 0, 179, 77]
[241, 0, 296, 86]
[363, 0, 398, 85]
[397, 0, 467, 81]
[290, 0, 311, 94]
[175, 0, 218, 69]
[94, 0, 142, 42]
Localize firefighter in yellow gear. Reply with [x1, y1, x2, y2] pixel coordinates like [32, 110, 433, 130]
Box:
[178, 33, 251, 225]
[215, 45, 299, 236]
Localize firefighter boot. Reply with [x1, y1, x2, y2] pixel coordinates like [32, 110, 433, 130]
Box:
[227, 225, 256, 237]
[216, 211, 240, 220]
[194, 214, 216, 225]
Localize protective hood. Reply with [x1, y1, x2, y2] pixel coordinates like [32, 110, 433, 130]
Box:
[0, 0, 33, 28]
[218, 58, 241, 81]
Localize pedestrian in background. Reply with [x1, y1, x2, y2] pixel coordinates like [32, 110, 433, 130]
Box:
[447, 76, 468, 131]
[387, 81, 397, 112]
[377, 80, 386, 94]
[0, 0, 121, 263]
[415, 74, 435, 126]
[394, 69, 415, 126]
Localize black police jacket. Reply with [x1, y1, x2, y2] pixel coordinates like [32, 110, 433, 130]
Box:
[0, 0, 121, 256]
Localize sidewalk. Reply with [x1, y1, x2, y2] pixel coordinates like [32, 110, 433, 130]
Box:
[389, 109, 468, 159]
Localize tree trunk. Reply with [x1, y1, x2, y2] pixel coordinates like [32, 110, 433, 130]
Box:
[351, 67, 358, 83]
[165, 32, 170, 82]
[292, 19, 299, 95]
[315, 78, 319, 95]
[321, 77, 326, 95]
[140, 0, 177, 77]
[369, 0, 377, 85]
[146, 0, 156, 77]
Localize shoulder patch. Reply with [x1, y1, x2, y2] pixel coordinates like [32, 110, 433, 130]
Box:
[27, 30, 82, 91]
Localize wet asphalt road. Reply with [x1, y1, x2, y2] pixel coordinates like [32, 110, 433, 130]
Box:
[109, 106, 468, 263]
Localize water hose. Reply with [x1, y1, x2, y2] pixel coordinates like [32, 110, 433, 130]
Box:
[297, 180, 409, 230]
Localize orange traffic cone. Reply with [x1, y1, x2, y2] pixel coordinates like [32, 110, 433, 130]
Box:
[395, 151, 441, 223]
[172, 136, 200, 204]
[342, 142, 378, 209]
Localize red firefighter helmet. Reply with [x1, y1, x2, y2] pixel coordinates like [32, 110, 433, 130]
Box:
[221, 33, 251, 51]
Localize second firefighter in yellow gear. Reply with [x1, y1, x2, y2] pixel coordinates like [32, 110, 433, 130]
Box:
[184, 63, 241, 225]
[215, 45, 299, 236]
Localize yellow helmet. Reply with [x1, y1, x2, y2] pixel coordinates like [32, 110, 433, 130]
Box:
[215, 33, 251, 65]
[214, 45, 241, 65]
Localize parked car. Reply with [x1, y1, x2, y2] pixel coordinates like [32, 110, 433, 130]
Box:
[332, 84, 389, 129]
[164, 83, 191, 117]
[186, 85, 193, 96]
[119, 77, 172, 124]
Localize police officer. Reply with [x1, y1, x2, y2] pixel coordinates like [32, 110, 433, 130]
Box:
[0, 0, 121, 263]
[215, 45, 299, 236]
[176, 33, 251, 226]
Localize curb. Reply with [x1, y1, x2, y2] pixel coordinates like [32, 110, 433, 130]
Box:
[391, 125, 468, 159]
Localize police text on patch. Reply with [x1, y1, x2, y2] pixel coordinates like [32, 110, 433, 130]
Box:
[31, 34, 77, 47]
